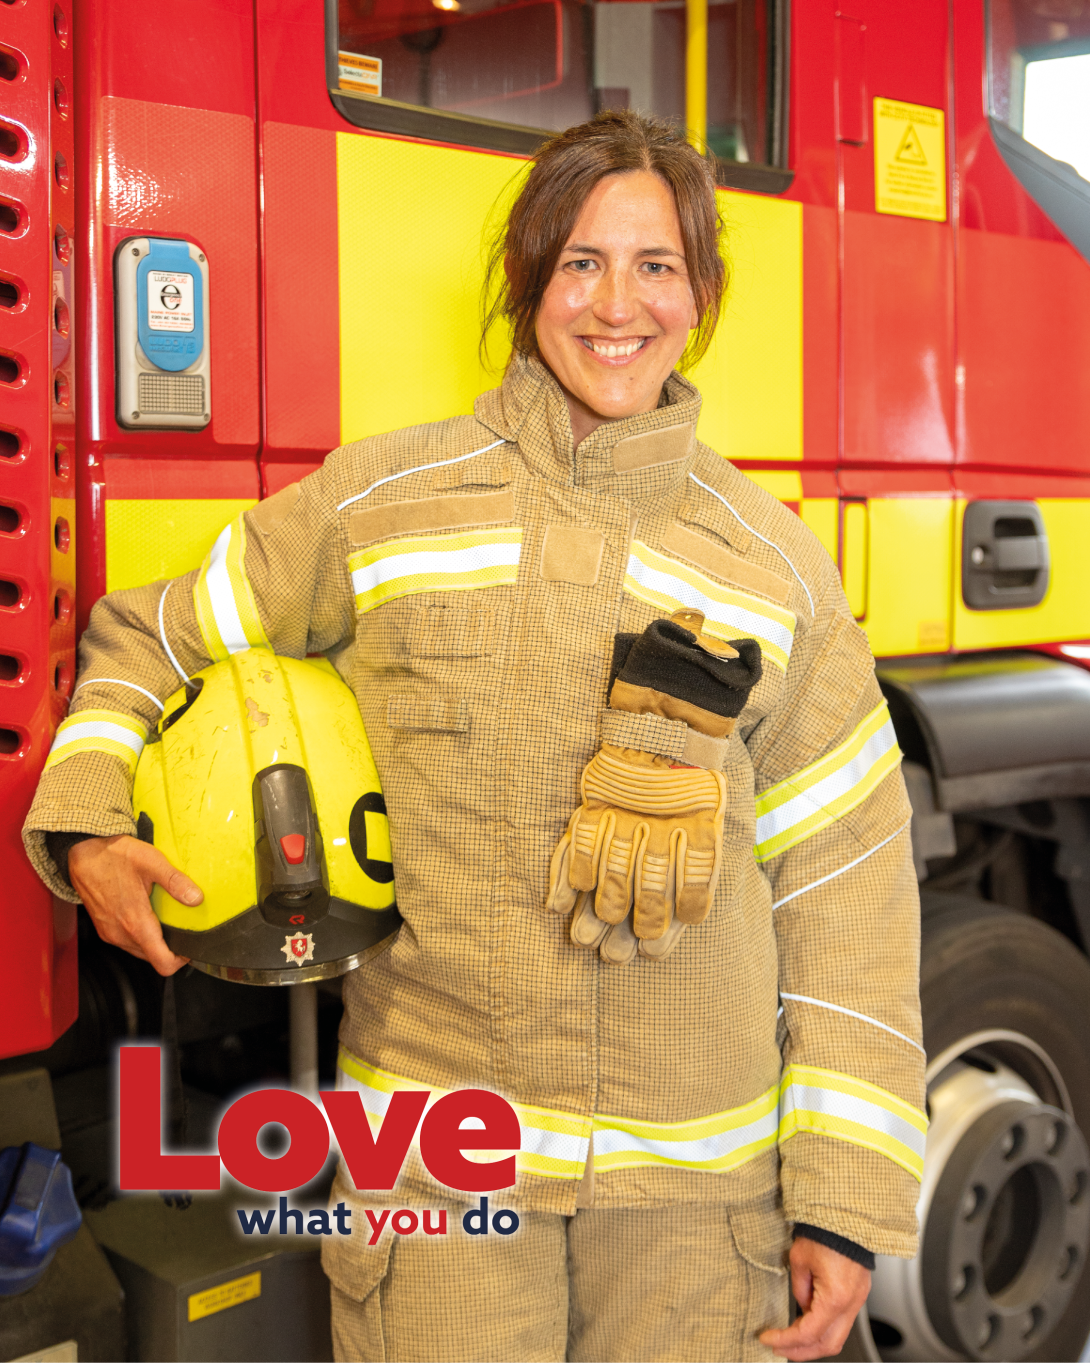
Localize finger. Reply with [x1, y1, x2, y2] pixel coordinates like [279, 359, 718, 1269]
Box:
[132, 842, 203, 906]
[674, 828, 720, 925]
[792, 1258, 815, 1312]
[757, 1315, 850, 1363]
[594, 819, 640, 925]
[570, 892, 610, 949]
[546, 830, 579, 914]
[760, 1274, 861, 1360]
[632, 822, 675, 940]
[637, 916, 686, 960]
[99, 898, 190, 978]
[569, 808, 610, 893]
[598, 910, 638, 966]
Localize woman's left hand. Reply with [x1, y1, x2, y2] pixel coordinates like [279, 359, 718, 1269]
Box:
[758, 1237, 872, 1361]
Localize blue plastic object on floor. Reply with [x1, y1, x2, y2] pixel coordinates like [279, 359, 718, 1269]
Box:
[0, 1143, 82, 1296]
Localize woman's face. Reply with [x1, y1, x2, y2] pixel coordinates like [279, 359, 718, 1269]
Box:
[534, 170, 699, 427]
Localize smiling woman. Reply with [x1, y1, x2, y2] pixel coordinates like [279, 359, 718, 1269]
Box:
[26, 108, 925, 1363]
[482, 111, 726, 444]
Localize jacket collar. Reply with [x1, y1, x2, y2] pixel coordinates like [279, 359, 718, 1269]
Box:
[473, 352, 703, 497]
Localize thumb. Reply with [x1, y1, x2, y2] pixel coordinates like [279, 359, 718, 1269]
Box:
[133, 842, 204, 907]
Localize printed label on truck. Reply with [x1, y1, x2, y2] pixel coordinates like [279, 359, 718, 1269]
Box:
[187, 1270, 261, 1323]
[338, 51, 382, 98]
[147, 271, 195, 333]
[873, 98, 947, 223]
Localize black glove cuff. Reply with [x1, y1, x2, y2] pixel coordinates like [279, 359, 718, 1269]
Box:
[610, 620, 762, 718]
[792, 1223, 876, 1271]
[44, 830, 97, 889]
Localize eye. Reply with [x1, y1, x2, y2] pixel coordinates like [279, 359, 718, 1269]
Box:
[643, 261, 669, 275]
[568, 258, 596, 273]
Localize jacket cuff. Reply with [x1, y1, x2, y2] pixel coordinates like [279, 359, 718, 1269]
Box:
[792, 1223, 875, 1271]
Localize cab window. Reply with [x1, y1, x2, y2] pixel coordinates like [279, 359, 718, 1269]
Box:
[328, 0, 790, 191]
[988, 0, 1090, 180]
[987, 0, 1090, 259]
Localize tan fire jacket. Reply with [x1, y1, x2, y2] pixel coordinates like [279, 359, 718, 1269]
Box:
[25, 355, 924, 1255]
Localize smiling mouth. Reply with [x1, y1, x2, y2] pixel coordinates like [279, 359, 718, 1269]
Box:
[580, 337, 648, 358]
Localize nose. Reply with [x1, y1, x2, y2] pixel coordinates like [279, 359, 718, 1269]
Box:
[591, 264, 640, 330]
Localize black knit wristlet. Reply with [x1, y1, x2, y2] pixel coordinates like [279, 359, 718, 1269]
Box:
[610, 620, 762, 717]
[792, 1223, 876, 1271]
[44, 829, 97, 888]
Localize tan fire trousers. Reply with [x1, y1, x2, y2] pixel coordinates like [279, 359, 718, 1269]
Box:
[324, 1199, 790, 1363]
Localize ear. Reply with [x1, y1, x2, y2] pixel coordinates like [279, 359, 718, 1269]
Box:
[689, 301, 700, 331]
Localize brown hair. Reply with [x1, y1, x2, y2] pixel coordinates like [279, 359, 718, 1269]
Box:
[483, 109, 727, 372]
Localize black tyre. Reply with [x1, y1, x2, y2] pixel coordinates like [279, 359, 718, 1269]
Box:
[867, 893, 1090, 1362]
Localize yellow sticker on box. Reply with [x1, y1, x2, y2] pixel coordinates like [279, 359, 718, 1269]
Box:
[188, 1271, 261, 1323]
[338, 51, 382, 98]
[873, 98, 946, 223]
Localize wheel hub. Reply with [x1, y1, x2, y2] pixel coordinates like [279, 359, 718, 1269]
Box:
[868, 1031, 1090, 1361]
[922, 1099, 1089, 1360]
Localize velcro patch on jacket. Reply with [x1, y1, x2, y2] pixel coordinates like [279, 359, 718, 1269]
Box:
[539, 526, 605, 585]
[44, 709, 147, 776]
[753, 701, 901, 862]
[660, 524, 791, 605]
[348, 527, 523, 614]
[612, 422, 695, 473]
[623, 540, 797, 672]
[349, 491, 515, 546]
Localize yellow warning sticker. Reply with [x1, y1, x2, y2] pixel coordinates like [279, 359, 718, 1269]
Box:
[873, 98, 946, 222]
[187, 1271, 261, 1323]
[338, 51, 382, 98]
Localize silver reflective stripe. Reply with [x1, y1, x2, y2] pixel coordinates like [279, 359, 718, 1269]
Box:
[519, 1123, 589, 1167]
[336, 438, 508, 511]
[755, 719, 898, 847]
[780, 1083, 926, 1162]
[202, 523, 250, 654]
[780, 992, 924, 1053]
[592, 1106, 779, 1167]
[49, 720, 144, 757]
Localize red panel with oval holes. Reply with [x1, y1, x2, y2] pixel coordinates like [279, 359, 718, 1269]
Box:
[0, 0, 79, 1058]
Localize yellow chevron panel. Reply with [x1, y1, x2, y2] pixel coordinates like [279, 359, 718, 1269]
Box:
[863, 497, 953, 657]
[691, 191, 802, 463]
[105, 499, 256, 594]
[337, 134, 527, 443]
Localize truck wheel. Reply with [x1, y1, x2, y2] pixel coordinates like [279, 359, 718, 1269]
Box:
[866, 894, 1090, 1362]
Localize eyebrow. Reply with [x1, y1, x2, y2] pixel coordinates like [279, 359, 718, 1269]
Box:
[562, 243, 685, 258]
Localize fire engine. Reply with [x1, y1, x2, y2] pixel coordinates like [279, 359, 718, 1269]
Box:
[1, 0, 1089, 1358]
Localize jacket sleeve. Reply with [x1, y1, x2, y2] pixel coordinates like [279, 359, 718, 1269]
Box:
[748, 576, 925, 1260]
[23, 464, 354, 898]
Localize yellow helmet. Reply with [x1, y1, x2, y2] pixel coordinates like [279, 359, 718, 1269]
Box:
[132, 649, 399, 985]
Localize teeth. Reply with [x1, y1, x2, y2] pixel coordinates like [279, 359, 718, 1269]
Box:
[588, 339, 644, 357]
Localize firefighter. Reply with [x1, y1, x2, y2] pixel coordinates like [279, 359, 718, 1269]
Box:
[24, 111, 924, 1362]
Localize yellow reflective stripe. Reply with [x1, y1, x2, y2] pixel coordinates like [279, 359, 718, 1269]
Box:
[193, 515, 271, 662]
[44, 709, 147, 776]
[778, 1065, 927, 1182]
[335, 1050, 590, 1180]
[336, 1052, 785, 1181]
[592, 1085, 780, 1173]
[348, 527, 522, 615]
[753, 702, 901, 862]
[623, 540, 797, 672]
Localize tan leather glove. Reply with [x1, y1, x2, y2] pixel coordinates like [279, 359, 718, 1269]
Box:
[546, 611, 762, 965]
